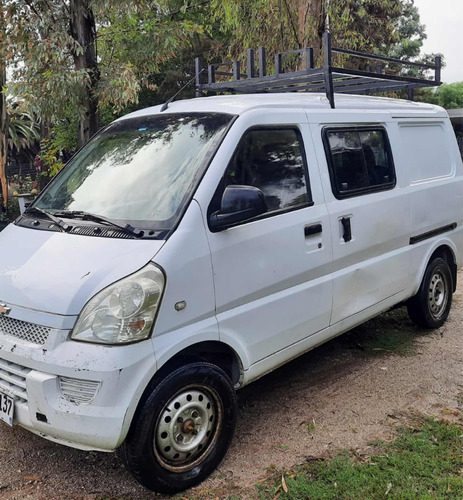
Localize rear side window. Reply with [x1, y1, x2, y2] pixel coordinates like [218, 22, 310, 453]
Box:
[223, 128, 311, 213]
[323, 127, 395, 198]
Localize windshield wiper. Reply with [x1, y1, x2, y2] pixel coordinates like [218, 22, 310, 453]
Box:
[54, 210, 144, 238]
[24, 206, 70, 232]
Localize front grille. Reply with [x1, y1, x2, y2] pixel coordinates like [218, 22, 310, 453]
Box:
[0, 315, 51, 345]
[59, 376, 100, 404]
[0, 357, 30, 402]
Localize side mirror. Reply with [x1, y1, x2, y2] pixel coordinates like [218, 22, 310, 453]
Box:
[209, 185, 268, 231]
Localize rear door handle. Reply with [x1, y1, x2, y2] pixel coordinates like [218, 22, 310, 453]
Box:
[341, 217, 352, 242]
[304, 223, 322, 237]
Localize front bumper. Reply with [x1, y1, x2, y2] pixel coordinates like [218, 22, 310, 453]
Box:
[0, 313, 157, 451]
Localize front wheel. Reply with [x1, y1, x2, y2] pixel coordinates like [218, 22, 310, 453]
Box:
[118, 362, 237, 494]
[407, 257, 453, 329]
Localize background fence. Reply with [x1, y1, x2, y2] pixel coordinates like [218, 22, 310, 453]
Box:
[6, 161, 39, 180]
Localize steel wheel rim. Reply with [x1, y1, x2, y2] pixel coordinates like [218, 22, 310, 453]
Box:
[154, 385, 223, 472]
[428, 271, 448, 319]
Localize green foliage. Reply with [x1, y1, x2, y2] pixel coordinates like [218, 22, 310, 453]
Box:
[7, 106, 40, 153]
[435, 82, 463, 109]
[374, 0, 444, 79]
[3, 0, 445, 155]
[382, 0, 426, 60]
[4, 1, 203, 122]
[417, 82, 463, 109]
[50, 115, 79, 153]
[5, 0, 90, 123]
[260, 418, 463, 499]
[39, 139, 65, 177]
[210, 0, 403, 66]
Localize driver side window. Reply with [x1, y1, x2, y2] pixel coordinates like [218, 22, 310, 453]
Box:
[224, 128, 311, 213]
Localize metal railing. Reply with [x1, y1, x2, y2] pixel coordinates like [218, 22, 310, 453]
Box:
[195, 32, 442, 108]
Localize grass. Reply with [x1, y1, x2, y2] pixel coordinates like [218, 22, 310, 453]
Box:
[259, 417, 463, 500]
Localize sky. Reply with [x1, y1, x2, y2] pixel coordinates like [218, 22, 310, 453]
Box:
[413, 0, 463, 83]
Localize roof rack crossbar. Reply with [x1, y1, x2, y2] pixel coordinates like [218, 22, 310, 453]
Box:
[338, 83, 426, 95]
[332, 46, 439, 70]
[246, 80, 426, 95]
[199, 69, 326, 92]
[331, 67, 438, 86]
[333, 81, 428, 94]
[198, 72, 438, 95]
[195, 79, 428, 97]
[195, 32, 442, 107]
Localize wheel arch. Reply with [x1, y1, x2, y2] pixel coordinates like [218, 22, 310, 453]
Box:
[155, 341, 244, 388]
[410, 241, 458, 300]
[428, 244, 458, 292]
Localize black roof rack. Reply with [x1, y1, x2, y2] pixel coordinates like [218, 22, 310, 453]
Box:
[194, 32, 441, 108]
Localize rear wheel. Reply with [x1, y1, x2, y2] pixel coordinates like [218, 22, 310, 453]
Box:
[119, 362, 237, 494]
[407, 257, 453, 329]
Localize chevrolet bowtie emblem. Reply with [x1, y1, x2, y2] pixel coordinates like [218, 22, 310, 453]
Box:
[0, 303, 11, 315]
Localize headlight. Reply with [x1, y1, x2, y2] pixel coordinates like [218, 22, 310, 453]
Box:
[71, 263, 165, 344]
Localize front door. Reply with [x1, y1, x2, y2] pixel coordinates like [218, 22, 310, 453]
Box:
[205, 114, 333, 365]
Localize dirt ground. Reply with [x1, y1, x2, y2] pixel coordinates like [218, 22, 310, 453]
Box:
[1, 273, 463, 499]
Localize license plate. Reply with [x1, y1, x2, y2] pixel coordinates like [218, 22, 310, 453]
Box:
[0, 390, 14, 427]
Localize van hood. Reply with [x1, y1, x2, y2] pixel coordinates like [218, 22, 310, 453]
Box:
[0, 224, 165, 317]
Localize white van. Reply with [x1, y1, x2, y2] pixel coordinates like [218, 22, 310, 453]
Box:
[0, 92, 461, 493]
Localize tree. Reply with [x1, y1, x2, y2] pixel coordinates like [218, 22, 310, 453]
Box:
[382, 0, 426, 60]
[69, 0, 99, 145]
[418, 82, 463, 109]
[5, 0, 98, 147]
[210, 0, 402, 66]
[435, 82, 463, 109]
[5, 0, 201, 147]
[4, 0, 440, 170]
[375, 0, 443, 80]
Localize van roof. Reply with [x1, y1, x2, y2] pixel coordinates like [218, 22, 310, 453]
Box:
[121, 93, 447, 120]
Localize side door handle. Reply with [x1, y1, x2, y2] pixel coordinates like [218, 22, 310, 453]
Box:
[304, 223, 322, 237]
[341, 217, 352, 242]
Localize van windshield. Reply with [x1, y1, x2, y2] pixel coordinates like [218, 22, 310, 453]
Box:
[35, 112, 233, 234]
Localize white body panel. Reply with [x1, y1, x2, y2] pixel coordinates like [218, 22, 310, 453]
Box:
[0, 223, 164, 318]
[150, 200, 220, 367]
[0, 93, 461, 453]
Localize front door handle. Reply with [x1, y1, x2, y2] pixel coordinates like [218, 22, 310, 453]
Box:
[304, 223, 322, 237]
[341, 217, 352, 242]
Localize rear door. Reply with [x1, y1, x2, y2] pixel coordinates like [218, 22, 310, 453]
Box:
[205, 111, 333, 364]
[311, 119, 410, 325]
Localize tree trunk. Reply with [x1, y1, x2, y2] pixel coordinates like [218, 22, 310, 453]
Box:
[0, 66, 7, 209]
[297, 0, 325, 63]
[0, 0, 8, 208]
[70, 0, 99, 148]
[39, 121, 51, 190]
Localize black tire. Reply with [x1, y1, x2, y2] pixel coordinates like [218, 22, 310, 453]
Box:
[118, 362, 237, 494]
[407, 257, 453, 329]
